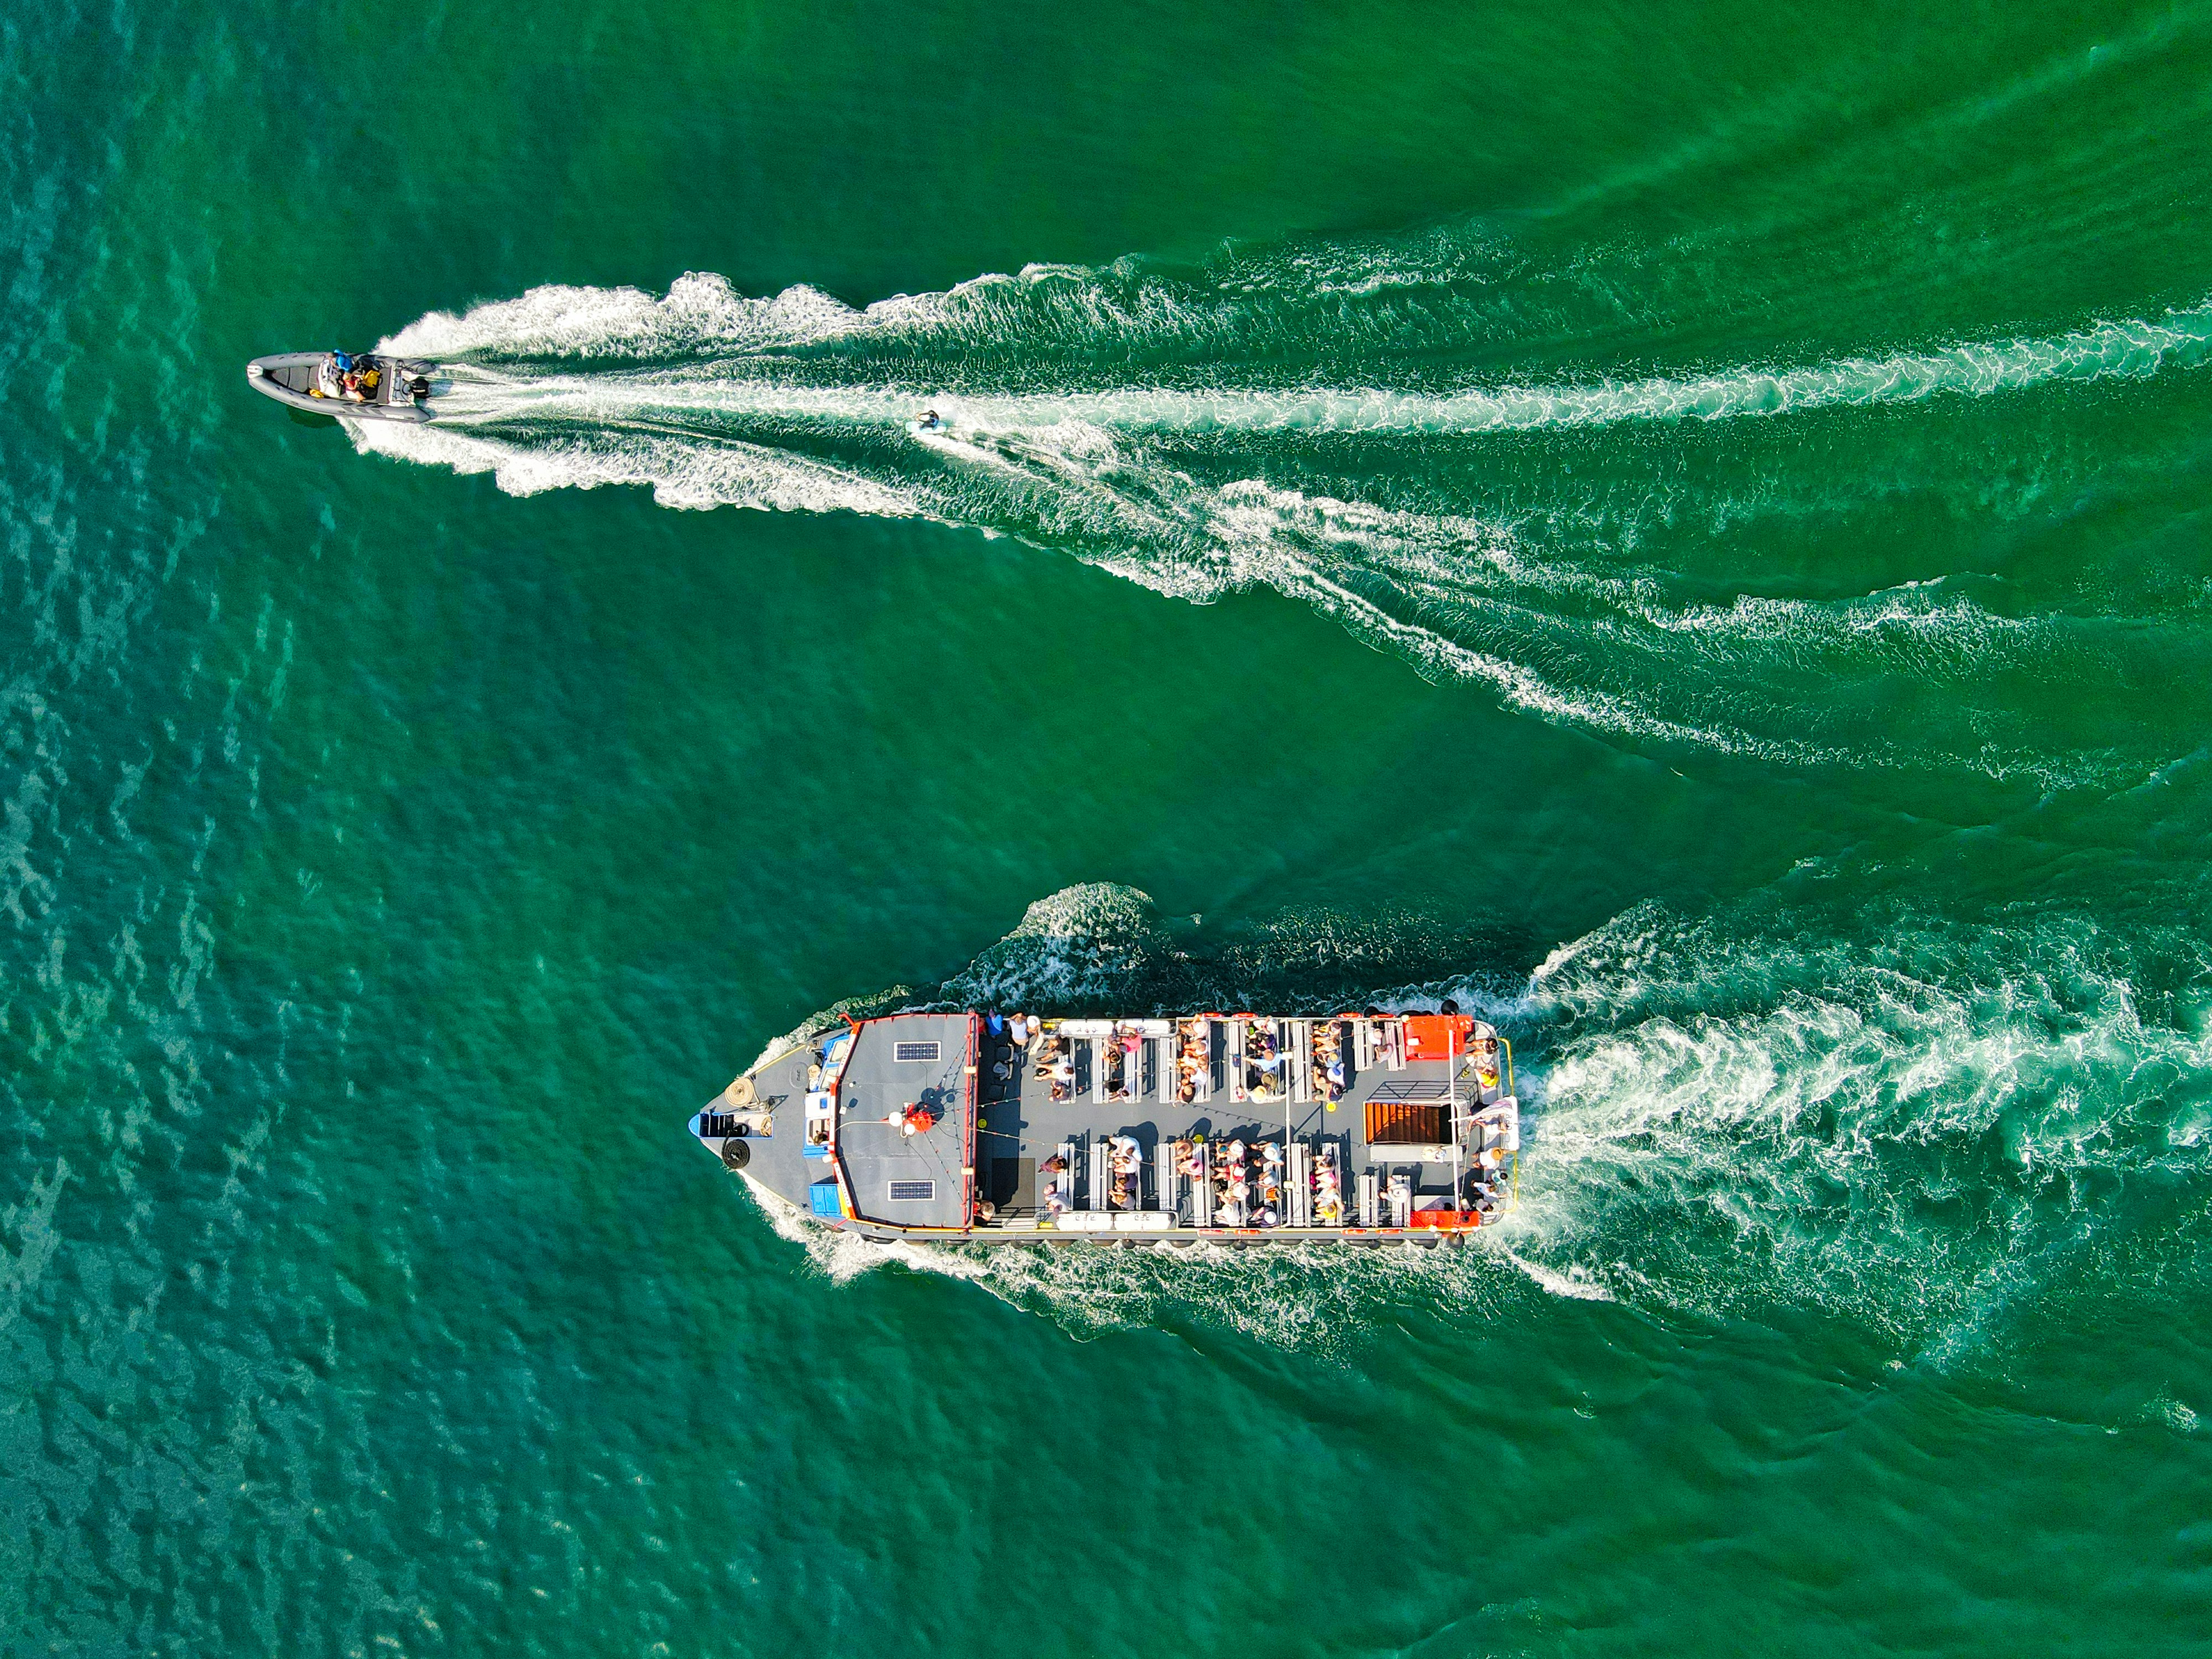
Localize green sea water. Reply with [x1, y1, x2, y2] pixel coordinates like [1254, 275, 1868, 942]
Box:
[8, 0, 2212, 1652]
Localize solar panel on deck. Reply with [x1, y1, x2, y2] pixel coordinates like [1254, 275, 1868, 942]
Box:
[893, 1041, 942, 1062]
[888, 1180, 936, 1202]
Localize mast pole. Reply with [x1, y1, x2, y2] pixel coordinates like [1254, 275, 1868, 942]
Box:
[1449, 1015, 1463, 1225]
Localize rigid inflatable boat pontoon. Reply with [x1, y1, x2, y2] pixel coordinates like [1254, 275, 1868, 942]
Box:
[247, 351, 440, 421]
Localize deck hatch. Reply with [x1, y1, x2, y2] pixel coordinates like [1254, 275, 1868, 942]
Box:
[893, 1040, 943, 1062]
[1366, 1099, 1448, 1145]
[888, 1179, 937, 1202]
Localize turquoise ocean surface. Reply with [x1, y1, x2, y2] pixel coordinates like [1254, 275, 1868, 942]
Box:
[7, 1, 2212, 1652]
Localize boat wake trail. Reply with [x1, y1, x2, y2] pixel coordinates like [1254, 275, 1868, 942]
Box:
[363, 247, 2212, 780]
[1493, 902, 2212, 1358]
[743, 885, 2212, 1365]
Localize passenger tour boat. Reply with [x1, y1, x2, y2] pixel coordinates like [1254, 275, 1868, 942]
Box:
[691, 1009, 1519, 1245]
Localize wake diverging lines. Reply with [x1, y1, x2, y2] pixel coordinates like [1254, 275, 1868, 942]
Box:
[357, 266, 2212, 781]
[410, 299, 2212, 440]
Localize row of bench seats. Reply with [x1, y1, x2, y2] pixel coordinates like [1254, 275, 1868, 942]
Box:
[1042, 1017, 1414, 1109]
[1044, 1133, 1399, 1228]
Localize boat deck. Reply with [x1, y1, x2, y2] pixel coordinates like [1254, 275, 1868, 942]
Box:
[693, 1008, 1519, 1243]
[245, 351, 436, 421]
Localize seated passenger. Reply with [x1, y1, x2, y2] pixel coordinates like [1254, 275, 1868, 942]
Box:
[1469, 1040, 1504, 1093]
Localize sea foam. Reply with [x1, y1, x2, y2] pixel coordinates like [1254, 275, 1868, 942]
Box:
[358, 254, 2212, 781]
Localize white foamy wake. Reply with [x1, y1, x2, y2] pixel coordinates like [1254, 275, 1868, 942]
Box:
[1500, 1251, 1618, 1302]
[742, 1173, 996, 1287]
[355, 272, 2211, 780]
[377, 237, 1565, 367]
[381, 269, 2212, 439]
[1489, 904, 2212, 1353]
[347, 404, 921, 519]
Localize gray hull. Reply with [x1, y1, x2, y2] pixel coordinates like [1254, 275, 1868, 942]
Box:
[247, 351, 439, 421]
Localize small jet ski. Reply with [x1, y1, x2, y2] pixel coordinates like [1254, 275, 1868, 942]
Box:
[247, 350, 440, 421]
[905, 407, 948, 437]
